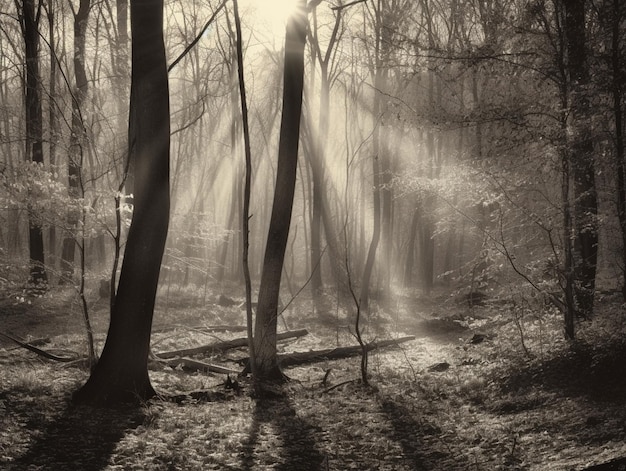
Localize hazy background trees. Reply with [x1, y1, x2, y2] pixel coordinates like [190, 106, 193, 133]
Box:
[1, 0, 624, 346]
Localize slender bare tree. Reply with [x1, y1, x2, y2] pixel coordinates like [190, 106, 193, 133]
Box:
[253, 0, 307, 381]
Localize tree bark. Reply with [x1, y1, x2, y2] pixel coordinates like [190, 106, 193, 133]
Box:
[253, 0, 307, 381]
[564, 0, 598, 319]
[73, 0, 170, 405]
[359, 65, 383, 312]
[403, 206, 419, 287]
[60, 0, 90, 283]
[46, 3, 58, 266]
[609, 0, 626, 299]
[22, 0, 47, 286]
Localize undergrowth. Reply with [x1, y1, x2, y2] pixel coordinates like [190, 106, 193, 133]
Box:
[1, 286, 626, 470]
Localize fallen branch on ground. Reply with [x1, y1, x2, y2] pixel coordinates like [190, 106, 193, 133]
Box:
[236, 336, 416, 367]
[155, 329, 309, 359]
[153, 324, 247, 333]
[322, 379, 356, 393]
[153, 357, 240, 375]
[0, 331, 80, 362]
[7, 337, 50, 349]
[201, 325, 248, 332]
[159, 389, 232, 404]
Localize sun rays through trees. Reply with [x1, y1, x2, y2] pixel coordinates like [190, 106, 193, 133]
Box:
[1, 0, 626, 467]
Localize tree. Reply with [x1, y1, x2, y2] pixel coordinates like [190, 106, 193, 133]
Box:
[564, 0, 598, 320]
[358, 0, 388, 312]
[231, 0, 257, 379]
[253, 0, 307, 381]
[303, 1, 344, 295]
[59, 0, 90, 283]
[605, 0, 626, 299]
[44, 0, 59, 264]
[73, 0, 170, 404]
[19, 0, 47, 286]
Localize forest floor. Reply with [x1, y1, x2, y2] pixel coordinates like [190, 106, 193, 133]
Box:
[1, 282, 626, 470]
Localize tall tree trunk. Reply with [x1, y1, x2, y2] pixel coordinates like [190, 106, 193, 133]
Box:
[115, 0, 129, 104]
[403, 206, 419, 287]
[565, 0, 598, 319]
[419, 122, 437, 294]
[22, 0, 47, 285]
[562, 143, 576, 340]
[419, 198, 435, 294]
[610, 0, 626, 299]
[306, 3, 350, 296]
[304, 76, 341, 295]
[121, 0, 135, 203]
[60, 0, 90, 283]
[471, 69, 483, 160]
[114, 0, 130, 170]
[232, 0, 257, 379]
[380, 119, 393, 298]
[359, 0, 384, 311]
[46, 2, 58, 266]
[73, 0, 170, 404]
[253, 0, 307, 381]
[359, 110, 382, 311]
[309, 157, 323, 291]
[217, 190, 237, 283]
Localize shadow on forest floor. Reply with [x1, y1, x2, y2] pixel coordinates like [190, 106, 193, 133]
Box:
[499, 338, 626, 403]
[4, 390, 145, 471]
[239, 388, 327, 470]
[375, 392, 466, 470]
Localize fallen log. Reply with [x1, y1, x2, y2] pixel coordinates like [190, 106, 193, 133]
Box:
[156, 328, 308, 359]
[153, 324, 247, 334]
[236, 336, 416, 367]
[154, 357, 240, 375]
[203, 325, 248, 333]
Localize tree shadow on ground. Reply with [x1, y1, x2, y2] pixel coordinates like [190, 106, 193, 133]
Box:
[499, 338, 626, 403]
[239, 388, 326, 470]
[376, 392, 463, 470]
[6, 393, 145, 471]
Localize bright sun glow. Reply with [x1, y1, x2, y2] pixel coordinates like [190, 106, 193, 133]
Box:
[241, 0, 301, 39]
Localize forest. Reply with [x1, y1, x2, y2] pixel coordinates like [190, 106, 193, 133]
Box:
[1, 0, 626, 469]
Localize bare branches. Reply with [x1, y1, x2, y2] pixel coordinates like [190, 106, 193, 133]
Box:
[330, 0, 368, 11]
[168, 0, 227, 73]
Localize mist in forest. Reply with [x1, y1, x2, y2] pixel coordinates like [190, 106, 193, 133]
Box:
[0, 0, 623, 337]
[2, 0, 626, 468]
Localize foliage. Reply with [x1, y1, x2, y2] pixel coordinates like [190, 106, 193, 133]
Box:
[0, 160, 126, 244]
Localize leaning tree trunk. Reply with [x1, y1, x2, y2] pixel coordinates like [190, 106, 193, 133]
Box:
[253, 0, 307, 381]
[22, 0, 47, 286]
[73, 0, 170, 405]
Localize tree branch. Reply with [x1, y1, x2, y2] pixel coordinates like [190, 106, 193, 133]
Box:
[168, 0, 227, 73]
[331, 0, 368, 11]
